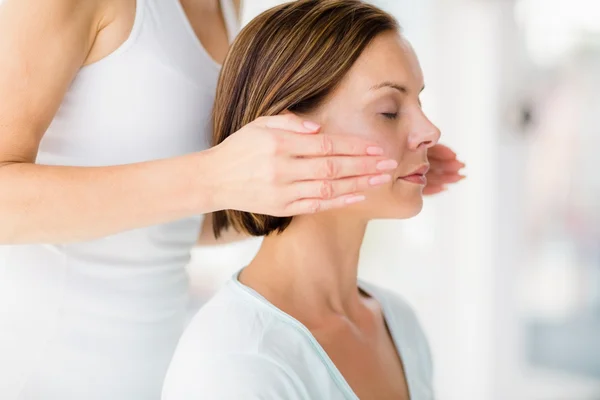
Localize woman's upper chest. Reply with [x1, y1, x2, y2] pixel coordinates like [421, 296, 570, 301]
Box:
[312, 317, 411, 400]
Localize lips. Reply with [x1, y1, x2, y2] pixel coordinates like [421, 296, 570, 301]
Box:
[398, 164, 429, 185]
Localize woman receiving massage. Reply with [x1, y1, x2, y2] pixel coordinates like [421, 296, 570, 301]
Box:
[164, 1, 440, 398]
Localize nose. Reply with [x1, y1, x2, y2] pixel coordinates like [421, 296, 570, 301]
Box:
[407, 110, 441, 150]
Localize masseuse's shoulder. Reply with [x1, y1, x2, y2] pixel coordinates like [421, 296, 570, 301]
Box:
[14, 0, 109, 29]
[32, 0, 131, 61]
[51, 0, 116, 24]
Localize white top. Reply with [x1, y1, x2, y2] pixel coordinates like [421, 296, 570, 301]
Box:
[163, 273, 435, 400]
[0, 1, 238, 399]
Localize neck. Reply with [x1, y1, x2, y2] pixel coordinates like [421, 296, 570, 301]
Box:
[242, 212, 368, 319]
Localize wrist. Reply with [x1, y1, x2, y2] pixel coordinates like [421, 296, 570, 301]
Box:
[189, 147, 226, 214]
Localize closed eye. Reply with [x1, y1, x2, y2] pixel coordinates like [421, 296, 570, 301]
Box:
[381, 112, 398, 120]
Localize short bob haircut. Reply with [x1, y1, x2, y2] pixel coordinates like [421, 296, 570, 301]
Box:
[212, 0, 399, 238]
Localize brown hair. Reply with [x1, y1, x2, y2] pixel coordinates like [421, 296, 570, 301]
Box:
[212, 0, 399, 238]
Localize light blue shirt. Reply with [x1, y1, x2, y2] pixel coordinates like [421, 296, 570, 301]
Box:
[163, 272, 434, 399]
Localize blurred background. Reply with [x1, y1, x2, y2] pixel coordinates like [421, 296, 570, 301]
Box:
[187, 1, 600, 399]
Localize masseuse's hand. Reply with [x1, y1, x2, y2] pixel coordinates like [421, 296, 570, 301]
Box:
[424, 144, 466, 195]
[210, 114, 397, 216]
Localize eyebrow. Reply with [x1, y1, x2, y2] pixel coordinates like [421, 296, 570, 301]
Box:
[370, 81, 425, 94]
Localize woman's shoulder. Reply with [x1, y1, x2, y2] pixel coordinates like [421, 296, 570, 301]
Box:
[163, 280, 306, 399]
[169, 278, 311, 369]
[177, 280, 274, 352]
[162, 352, 304, 400]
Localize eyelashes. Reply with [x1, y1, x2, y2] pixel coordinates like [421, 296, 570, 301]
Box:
[381, 112, 398, 120]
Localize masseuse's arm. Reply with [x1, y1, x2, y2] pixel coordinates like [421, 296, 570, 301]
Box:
[0, 0, 391, 245]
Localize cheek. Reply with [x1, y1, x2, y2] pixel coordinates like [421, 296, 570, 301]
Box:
[338, 117, 401, 152]
[367, 126, 408, 162]
[326, 109, 408, 159]
[379, 134, 404, 160]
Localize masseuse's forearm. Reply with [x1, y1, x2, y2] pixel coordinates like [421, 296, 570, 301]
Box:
[0, 152, 217, 244]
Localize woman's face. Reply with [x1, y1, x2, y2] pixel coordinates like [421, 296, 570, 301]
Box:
[311, 31, 441, 219]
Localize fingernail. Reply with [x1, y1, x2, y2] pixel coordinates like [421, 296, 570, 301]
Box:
[303, 121, 321, 131]
[345, 195, 366, 204]
[369, 174, 392, 185]
[367, 146, 384, 155]
[376, 159, 398, 171]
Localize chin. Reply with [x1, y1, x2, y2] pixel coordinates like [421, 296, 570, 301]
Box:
[390, 189, 424, 218]
[352, 187, 425, 219]
[367, 198, 424, 220]
[397, 200, 424, 219]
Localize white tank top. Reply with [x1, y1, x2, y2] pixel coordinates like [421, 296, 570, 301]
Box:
[0, 0, 239, 399]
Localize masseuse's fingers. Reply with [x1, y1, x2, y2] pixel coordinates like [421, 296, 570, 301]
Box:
[427, 143, 457, 161]
[289, 173, 391, 201]
[251, 128, 391, 183]
[215, 112, 391, 216]
[282, 132, 385, 157]
[257, 113, 322, 134]
[425, 172, 465, 187]
[423, 143, 466, 196]
[256, 114, 385, 157]
[422, 173, 465, 195]
[429, 159, 465, 174]
[422, 185, 447, 195]
[288, 156, 397, 182]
